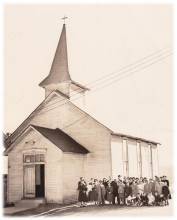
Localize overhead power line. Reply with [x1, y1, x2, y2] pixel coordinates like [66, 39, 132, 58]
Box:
[83, 47, 171, 88]
[37, 51, 172, 116]
[36, 50, 172, 115]
[38, 48, 171, 112]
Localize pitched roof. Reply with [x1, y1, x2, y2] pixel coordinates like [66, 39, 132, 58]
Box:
[32, 125, 89, 154]
[111, 132, 160, 145]
[39, 24, 71, 87]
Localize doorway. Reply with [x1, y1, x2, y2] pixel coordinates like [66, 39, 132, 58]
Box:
[24, 164, 45, 198]
[24, 165, 35, 198]
[35, 164, 45, 198]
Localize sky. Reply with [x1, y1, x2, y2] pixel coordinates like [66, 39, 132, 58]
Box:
[4, 4, 173, 176]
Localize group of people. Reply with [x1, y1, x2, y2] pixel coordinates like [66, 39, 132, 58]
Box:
[77, 175, 171, 207]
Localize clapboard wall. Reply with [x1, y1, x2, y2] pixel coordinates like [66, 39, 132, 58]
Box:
[9, 92, 113, 182]
[7, 128, 64, 203]
[111, 135, 159, 178]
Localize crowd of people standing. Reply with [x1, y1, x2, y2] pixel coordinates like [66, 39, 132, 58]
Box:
[77, 175, 171, 207]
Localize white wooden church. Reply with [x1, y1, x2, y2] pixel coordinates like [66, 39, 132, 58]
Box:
[5, 22, 160, 204]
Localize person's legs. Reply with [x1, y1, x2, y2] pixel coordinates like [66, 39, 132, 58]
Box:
[119, 197, 122, 205]
[117, 195, 120, 205]
[123, 196, 126, 205]
[121, 197, 124, 205]
[112, 194, 116, 205]
[101, 194, 105, 205]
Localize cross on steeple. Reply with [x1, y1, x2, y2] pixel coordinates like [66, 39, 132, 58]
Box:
[61, 16, 68, 24]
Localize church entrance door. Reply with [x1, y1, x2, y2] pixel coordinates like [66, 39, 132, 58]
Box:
[24, 164, 45, 198]
[24, 165, 35, 198]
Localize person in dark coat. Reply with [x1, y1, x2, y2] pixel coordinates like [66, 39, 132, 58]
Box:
[111, 179, 118, 205]
[91, 180, 98, 205]
[162, 176, 171, 199]
[162, 176, 169, 187]
[100, 181, 106, 205]
[144, 179, 150, 195]
[77, 178, 88, 207]
[162, 181, 170, 205]
[95, 180, 103, 205]
[87, 182, 93, 203]
[124, 182, 132, 205]
[103, 178, 109, 200]
[118, 180, 125, 205]
[106, 182, 113, 204]
[131, 181, 138, 197]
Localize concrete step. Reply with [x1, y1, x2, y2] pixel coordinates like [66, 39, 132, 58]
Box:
[15, 198, 45, 208]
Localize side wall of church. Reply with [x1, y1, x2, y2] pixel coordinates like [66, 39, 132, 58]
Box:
[111, 135, 159, 178]
[7, 128, 64, 203]
[62, 153, 85, 203]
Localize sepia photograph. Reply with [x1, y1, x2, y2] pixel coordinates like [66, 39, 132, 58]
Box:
[1, 1, 174, 218]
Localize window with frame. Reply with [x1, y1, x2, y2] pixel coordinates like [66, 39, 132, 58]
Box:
[35, 154, 45, 162]
[23, 154, 45, 163]
[24, 154, 35, 163]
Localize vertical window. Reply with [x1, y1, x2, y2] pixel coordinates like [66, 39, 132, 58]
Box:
[128, 140, 138, 177]
[122, 138, 129, 176]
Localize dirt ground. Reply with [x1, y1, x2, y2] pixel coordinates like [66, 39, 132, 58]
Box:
[8, 200, 173, 217]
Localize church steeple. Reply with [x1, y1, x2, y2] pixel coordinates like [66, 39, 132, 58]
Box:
[39, 20, 88, 101]
[39, 20, 89, 100]
[39, 24, 71, 88]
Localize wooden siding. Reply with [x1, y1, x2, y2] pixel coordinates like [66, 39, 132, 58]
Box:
[8, 128, 63, 203]
[12, 93, 112, 180]
[62, 153, 85, 203]
[111, 136, 158, 178]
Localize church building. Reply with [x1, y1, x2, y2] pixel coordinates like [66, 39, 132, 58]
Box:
[5, 22, 160, 204]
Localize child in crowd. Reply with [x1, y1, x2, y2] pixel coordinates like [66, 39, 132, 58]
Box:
[125, 195, 133, 206]
[147, 193, 155, 206]
[159, 194, 165, 206]
[141, 193, 149, 206]
[154, 191, 160, 206]
[135, 193, 142, 206]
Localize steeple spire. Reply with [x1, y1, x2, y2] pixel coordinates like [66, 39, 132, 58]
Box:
[39, 20, 89, 99]
[39, 22, 71, 88]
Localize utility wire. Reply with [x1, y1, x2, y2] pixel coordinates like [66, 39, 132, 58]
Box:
[37, 48, 172, 112]
[90, 53, 172, 93]
[37, 52, 172, 116]
[83, 47, 171, 87]
[37, 51, 172, 114]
